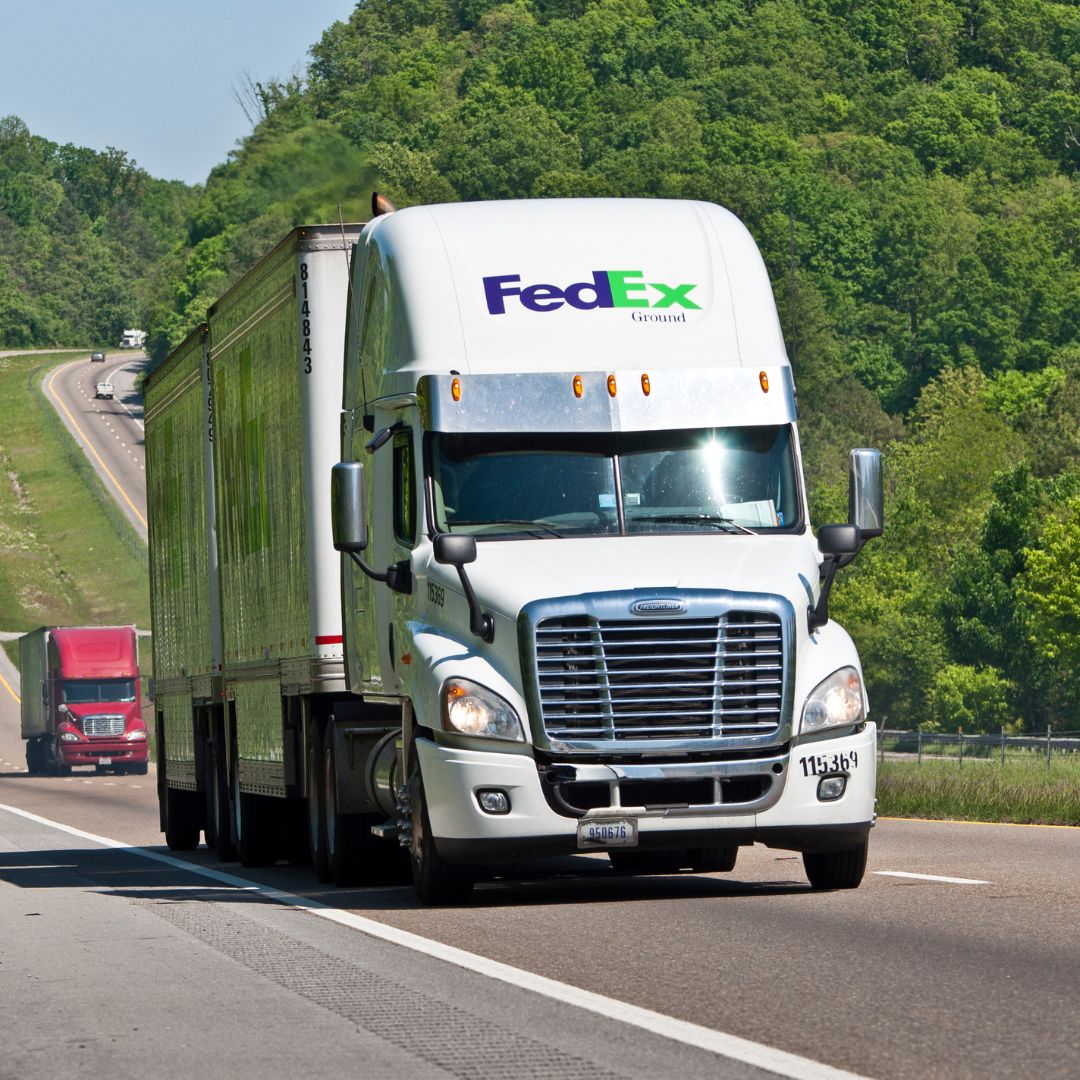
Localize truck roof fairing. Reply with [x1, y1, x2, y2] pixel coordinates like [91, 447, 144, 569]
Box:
[352, 198, 789, 406]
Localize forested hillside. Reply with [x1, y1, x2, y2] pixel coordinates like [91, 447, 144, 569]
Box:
[9, 0, 1080, 732]
[0, 117, 196, 346]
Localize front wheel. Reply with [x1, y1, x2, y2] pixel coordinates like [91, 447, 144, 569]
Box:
[803, 841, 868, 890]
[408, 755, 473, 905]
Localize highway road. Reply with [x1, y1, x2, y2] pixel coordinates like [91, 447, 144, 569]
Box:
[42, 349, 148, 541]
[1, 667, 1077, 1080]
[2, 349, 1077, 1079]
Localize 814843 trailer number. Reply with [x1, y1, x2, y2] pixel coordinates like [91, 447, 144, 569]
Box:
[799, 750, 859, 777]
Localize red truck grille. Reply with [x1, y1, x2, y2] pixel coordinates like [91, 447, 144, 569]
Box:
[81, 715, 125, 737]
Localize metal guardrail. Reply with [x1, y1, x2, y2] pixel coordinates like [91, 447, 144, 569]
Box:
[879, 728, 1080, 767]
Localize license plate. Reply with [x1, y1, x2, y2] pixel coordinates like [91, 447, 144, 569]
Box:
[577, 817, 638, 850]
[97, 757, 112, 766]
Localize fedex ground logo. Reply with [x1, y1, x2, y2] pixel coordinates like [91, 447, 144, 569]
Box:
[483, 270, 701, 316]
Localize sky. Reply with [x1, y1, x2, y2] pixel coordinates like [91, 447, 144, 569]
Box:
[0, 0, 357, 185]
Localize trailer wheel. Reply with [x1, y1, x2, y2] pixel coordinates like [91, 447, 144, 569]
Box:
[308, 726, 330, 881]
[25, 738, 46, 776]
[803, 841, 868, 890]
[232, 765, 276, 868]
[206, 727, 235, 860]
[165, 787, 201, 851]
[408, 753, 474, 905]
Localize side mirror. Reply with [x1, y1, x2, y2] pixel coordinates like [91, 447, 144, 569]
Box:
[331, 462, 368, 552]
[432, 533, 492, 642]
[817, 523, 861, 556]
[849, 448, 883, 539]
[433, 533, 477, 567]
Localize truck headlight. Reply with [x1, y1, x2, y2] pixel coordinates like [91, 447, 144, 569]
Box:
[800, 667, 864, 734]
[125, 728, 147, 741]
[442, 678, 524, 741]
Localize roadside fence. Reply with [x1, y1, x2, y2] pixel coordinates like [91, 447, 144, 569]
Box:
[878, 728, 1080, 768]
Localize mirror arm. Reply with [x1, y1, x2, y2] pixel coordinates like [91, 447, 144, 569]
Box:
[347, 550, 389, 584]
[808, 555, 840, 634]
[453, 564, 494, 643]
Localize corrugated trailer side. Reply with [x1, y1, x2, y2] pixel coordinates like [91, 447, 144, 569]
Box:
[19, 627, 49, 738]
[145, 324, 224, 849]
[205, 225, 364, 864]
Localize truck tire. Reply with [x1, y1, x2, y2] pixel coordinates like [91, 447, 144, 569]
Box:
[308, 726, 330, 882]
[25, 738, 46, 776]
[206, 726, 235, 860]
[608, 850, 686, 874]
[803, 841, 868, 890]
[323, 738, 363, 886]
[408, 753, 474, 905]
[689, 845, 738, 873]
[47, 744, 71, 777]
[165, 787, 201, 851]
[232, 765, 276, 868]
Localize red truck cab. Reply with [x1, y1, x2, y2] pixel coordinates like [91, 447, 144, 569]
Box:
[21, 626, 149, 775]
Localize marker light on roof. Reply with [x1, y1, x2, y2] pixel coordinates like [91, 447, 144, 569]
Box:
[451, 377, 461, 402]
[760, 371, 769, 393]
[573, 375, 583, 398]
[607, 374, 617, 397]
[641, 373, 651, 396]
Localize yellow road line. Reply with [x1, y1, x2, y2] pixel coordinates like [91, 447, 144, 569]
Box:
[879, 816, 1078, 831]
[47, 365, 147, 529]
[0, 668, 20, 704]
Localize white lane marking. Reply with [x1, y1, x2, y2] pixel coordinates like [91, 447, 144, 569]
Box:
[874, 871, 990, 885]
[0, 802, 866, 1080]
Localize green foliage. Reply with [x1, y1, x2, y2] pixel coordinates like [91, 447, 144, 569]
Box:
[927, 663, 1015, 733]
[0, 116, 197, 348]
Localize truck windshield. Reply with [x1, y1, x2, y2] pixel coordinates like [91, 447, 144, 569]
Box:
[430, 426, 800, 538]
[62, 679, 136, 704]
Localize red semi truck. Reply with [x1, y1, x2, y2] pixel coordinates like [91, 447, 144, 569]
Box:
[20, 626, 149, 775]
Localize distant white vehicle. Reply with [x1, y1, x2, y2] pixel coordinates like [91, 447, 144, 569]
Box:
[119, 329, 146, 349]
[95, 381, 114, 400]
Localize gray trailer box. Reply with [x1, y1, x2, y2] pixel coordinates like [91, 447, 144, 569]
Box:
[19, 627, 50, 739]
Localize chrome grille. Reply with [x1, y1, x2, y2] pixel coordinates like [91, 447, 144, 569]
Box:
[81, 714, 125, 737]
[535, 612, 784, 742]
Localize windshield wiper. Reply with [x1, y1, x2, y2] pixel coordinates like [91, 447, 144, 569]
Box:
[644, 513, 756, 535]
[448, 519, 564, 538]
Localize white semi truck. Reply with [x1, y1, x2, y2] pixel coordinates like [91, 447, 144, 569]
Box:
[146, 198, 882, 903]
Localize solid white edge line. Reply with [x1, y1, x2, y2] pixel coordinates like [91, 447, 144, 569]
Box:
[873, 871, 990, 885]
[0, 801, 869, 1080]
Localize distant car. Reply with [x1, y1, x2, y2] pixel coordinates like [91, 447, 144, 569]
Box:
[90, 351, 106, 362]
[95, 381, 114, 400]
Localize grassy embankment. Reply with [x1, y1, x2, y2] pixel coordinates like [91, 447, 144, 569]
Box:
[877, 757, 1080, 826]
[0, 351, 150, 669]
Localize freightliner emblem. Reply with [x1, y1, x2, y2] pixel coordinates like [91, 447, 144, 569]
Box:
[630, 599, 687, 616]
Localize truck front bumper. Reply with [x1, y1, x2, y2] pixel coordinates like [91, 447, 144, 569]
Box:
[417, 723, 876, 864]
[59, 740, 149, 767]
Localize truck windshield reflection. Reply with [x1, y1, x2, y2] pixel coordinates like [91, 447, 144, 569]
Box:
[431, 425, 800, 537]
[62, 678, 137, 703]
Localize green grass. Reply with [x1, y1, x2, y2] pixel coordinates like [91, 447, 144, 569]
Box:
[0, 351, 150, 660]
[877, 757, 1080, 826]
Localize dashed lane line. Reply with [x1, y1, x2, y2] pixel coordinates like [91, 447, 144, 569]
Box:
[873, 871, 991, 885]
